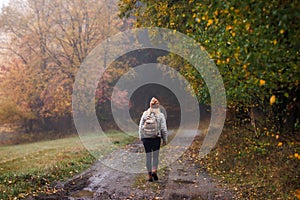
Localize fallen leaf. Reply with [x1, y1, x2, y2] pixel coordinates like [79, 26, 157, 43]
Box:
[270, 95, 276, 105]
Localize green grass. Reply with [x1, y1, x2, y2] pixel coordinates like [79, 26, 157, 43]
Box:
[0, 131, 136, 200]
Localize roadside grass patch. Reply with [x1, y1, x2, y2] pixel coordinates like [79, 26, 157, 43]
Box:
[0, 131, 135, 199]
[202, 125, 300, 199]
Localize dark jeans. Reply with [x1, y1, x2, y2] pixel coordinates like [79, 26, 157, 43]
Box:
[142, 137, 161, 172]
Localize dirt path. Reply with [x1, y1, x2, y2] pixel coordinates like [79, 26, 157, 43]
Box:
[28, 129, 235, 200]
[163, 133, 233, 200]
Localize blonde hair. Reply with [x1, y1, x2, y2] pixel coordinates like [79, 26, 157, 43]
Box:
[148, 107, 161, 116]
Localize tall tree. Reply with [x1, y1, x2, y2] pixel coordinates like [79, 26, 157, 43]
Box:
[118, 0, 300, 134]
[0, 0, 124, 130]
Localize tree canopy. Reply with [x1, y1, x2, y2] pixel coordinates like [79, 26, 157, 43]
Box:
[118, 0, 300, 134]
[0, 0, 124, 131]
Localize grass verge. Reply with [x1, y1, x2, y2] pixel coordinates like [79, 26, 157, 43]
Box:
[0, 131, 135, 200]
[202, 124, 300, 199]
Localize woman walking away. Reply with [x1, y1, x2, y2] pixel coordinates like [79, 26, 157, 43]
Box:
[139, 97, 168, 182]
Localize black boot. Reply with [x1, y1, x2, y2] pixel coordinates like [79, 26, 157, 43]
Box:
[152, 171, 158, 181]
[148, 172, 153, 182]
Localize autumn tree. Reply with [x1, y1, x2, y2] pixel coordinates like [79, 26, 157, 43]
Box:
[118, 0, 300, 135]
[0, 0, 125, 131]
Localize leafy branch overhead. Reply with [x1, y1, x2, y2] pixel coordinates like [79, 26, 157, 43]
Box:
[119, 0, 300, 135]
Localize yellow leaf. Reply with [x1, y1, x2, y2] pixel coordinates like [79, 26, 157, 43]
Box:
[195, 18, 201, 23]
[277, 142, 283, 147]
[245, 23, 251, 31]
[295, 153, 299, 158]
[231, 32, 236, 37]
[273, 39, 277, 45]
[226, 58, 230, 63]
[270, 95, 276, 105]
[207, 19, 213, 26]
[295, 189, 300, 200]
[18, 193, 26, 198]
[226, 25, 233, 31]
[259, 79, 266, 86]
[280, 29, 285, 34]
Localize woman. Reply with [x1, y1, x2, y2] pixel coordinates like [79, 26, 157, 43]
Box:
[139, 97, 168, 182]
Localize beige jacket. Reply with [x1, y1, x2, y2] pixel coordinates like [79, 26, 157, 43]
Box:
[139, 109, 168, 143]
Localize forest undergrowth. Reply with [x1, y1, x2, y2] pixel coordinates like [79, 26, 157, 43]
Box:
[202, 122, 300, 199]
